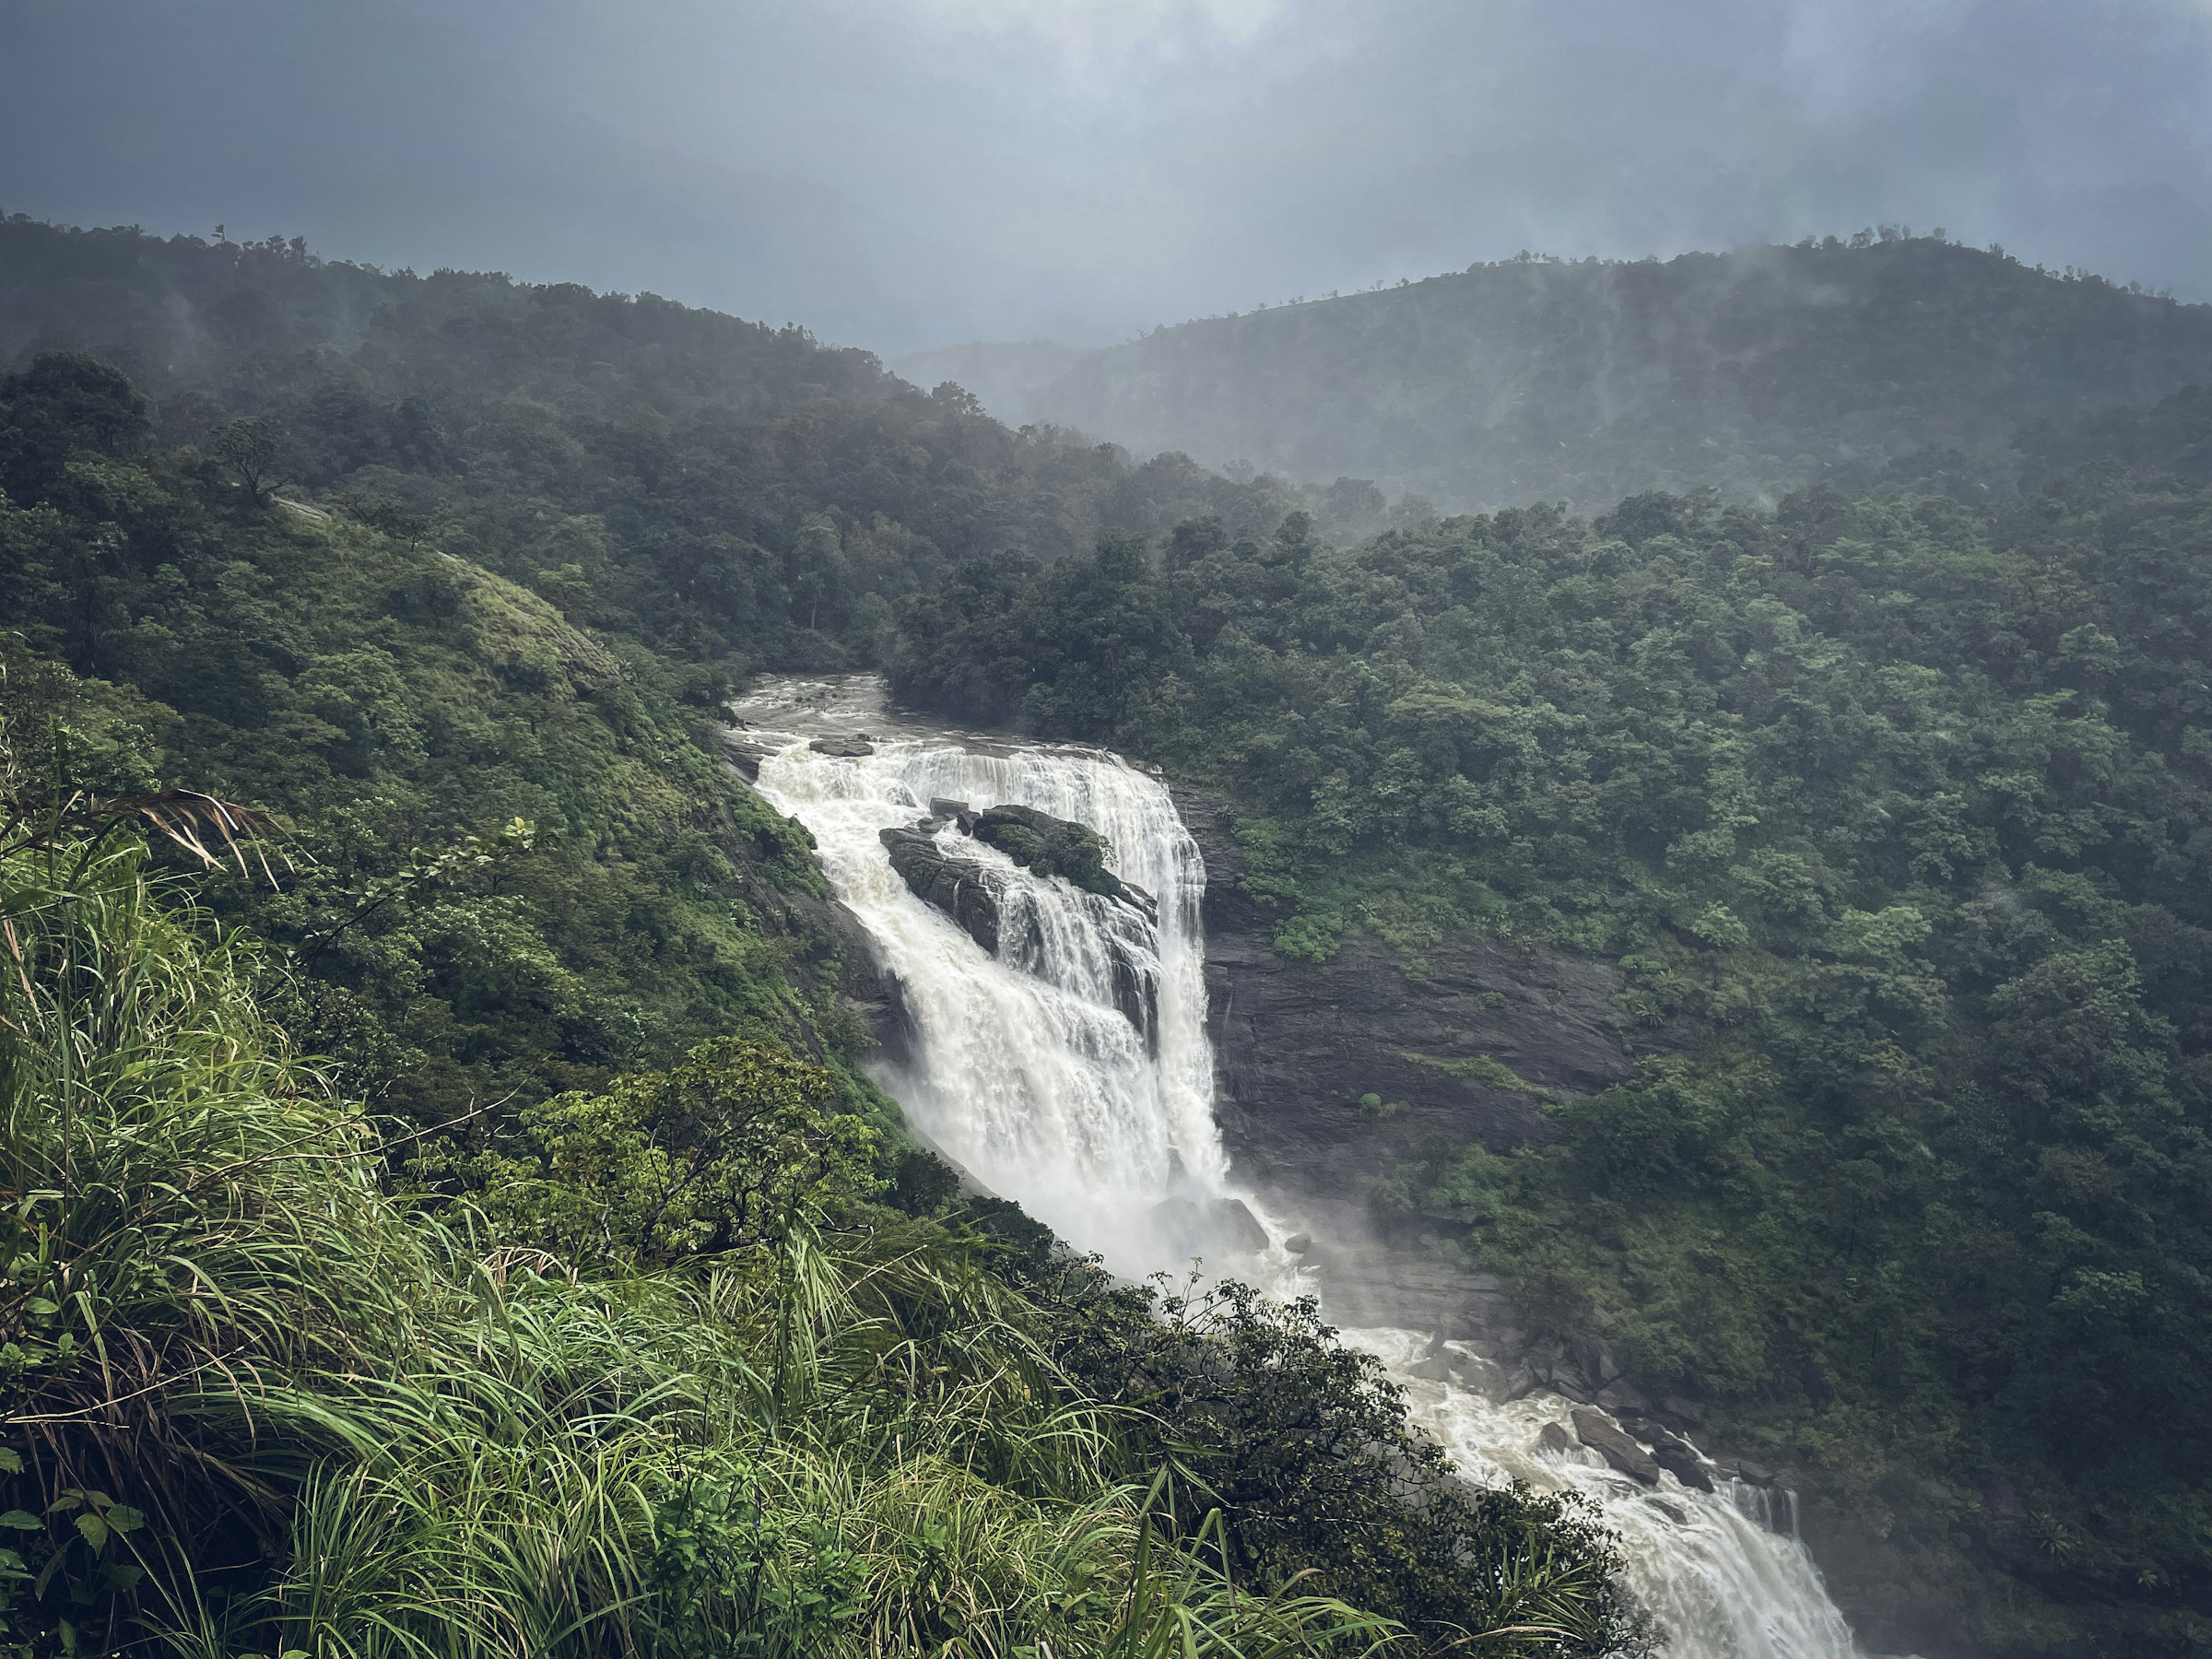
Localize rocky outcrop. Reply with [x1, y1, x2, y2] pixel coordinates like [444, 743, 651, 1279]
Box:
[1200, 926, 1637, 1191]
[881, 824, 1005, 955]
[758, 887, 912, 1067]
[1291, 1210, 1532, 1339]
[1572, 1410, 1663, 1486]
[719, 726, 878, 776]
[1163, 782, 1735, 1500]
[967, 803, 1139, 906]
[1168, 782, 1641, 1198]
[720, 724, 778, 780]
[1630, 1418, 1716, 1492]
[881, 809, 1160, 1043]
[1150, 1194, 1271, 1257]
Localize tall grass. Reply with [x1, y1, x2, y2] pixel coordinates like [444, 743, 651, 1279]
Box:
[0, 825, 1424, 1657]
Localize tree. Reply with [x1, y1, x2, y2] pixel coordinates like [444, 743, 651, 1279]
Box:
[1053, 1276, 1643, 1655]
[785, 512, 847, 634]
[468, 1038, 881, 1267]
[0, 353, 150, 500]
[211, 417, 283, 504]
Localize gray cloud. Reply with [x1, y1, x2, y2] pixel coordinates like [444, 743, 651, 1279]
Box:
[4, 0, 2207, 355]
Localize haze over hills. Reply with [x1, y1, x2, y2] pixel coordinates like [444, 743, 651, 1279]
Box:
[0, 213, 1301, 670]
[10, 0, 2212, 1643]
[904, 234, 2212, 512]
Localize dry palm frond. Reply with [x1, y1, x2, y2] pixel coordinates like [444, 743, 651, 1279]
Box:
[1, 788, 288, 883]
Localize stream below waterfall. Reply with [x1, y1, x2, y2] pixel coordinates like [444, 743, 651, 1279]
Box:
[732, 673, 1864, 1659]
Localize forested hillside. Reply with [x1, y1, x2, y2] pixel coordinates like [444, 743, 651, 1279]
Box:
[0, 345, 892, 1124]
[972, 233, 2212, 513]
[892, 386, 2212, 1654]
[0, 339, 1638, 1651]
[0, 213, 1297, 672]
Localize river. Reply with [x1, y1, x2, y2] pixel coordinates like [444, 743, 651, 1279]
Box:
[732, 672, 1862, 1659]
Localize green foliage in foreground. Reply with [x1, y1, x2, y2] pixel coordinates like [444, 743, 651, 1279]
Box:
[890, 402, 2212, 1653]
[0, 817, 1640, 1656]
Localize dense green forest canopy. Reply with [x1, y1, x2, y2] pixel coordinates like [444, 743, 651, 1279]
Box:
[0, 346, 862, 1131]
[891, 386, 2212, 1655]
[981, 233, 2212, 515]
[0, 212, 1300, 673]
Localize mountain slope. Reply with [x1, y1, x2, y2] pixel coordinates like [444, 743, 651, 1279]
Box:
[987, 236, 2212, 512]
[0, 214, 1300, 675]
[888, 403, 2212, 1653]
[0, 348, 870, 1130]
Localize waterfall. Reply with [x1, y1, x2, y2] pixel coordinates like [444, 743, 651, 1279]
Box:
[746, 681, 1225, 1263]
[737, 674, 1863, 1659]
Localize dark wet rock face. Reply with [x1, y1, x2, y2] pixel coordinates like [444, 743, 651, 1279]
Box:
[1162, 776, 1648, 1422]
[881, 825, 1004, 955]
[1151, 1194, 1271, 1257]
[1084, 929, 1162, 1051]
[1202, 927, 1635, 1192]
[1573, 1410, 1663, 1486]
[720, 726, 776, 780]
[766, 888, 912, 1068]
[1163, 782, 1742, 1503]
[1638, 1422, 1716, 1492]
[881, 809, 1160, 1044]
[1167, 782, 1639, 1200]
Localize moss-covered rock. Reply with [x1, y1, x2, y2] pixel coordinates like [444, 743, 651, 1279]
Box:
[969, 804, 1128, 901]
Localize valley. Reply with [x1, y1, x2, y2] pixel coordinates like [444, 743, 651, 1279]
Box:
[6, 207, 2212, 1653]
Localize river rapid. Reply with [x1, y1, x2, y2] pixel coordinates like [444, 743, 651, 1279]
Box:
[732, 673, 1862, 1659]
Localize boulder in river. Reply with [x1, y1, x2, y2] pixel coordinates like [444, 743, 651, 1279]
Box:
[1149, 1194, 1270, 1257]
[1572, 1409, 1663, 1486]
[810, 735, 876, 758]
[1641, 1424, 1715, 1492]
[881, 826, 1003, 955]
[1210, 1196, 1270, 1252]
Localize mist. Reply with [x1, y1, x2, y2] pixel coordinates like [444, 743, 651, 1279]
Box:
[5, 0, 2210, 356]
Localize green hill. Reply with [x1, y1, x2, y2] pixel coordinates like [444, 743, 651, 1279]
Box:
[892, 387, 2212, 1654]
[983, 234, 2212, 512]
[0, 213, 1300, 674]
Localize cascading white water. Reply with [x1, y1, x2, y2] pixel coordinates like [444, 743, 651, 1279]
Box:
[736, 674, 1863, 1659]
[744, 677, 1226, 1264]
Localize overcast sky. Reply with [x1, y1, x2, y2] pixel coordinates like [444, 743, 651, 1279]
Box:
[4, 0, 2209, 355]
